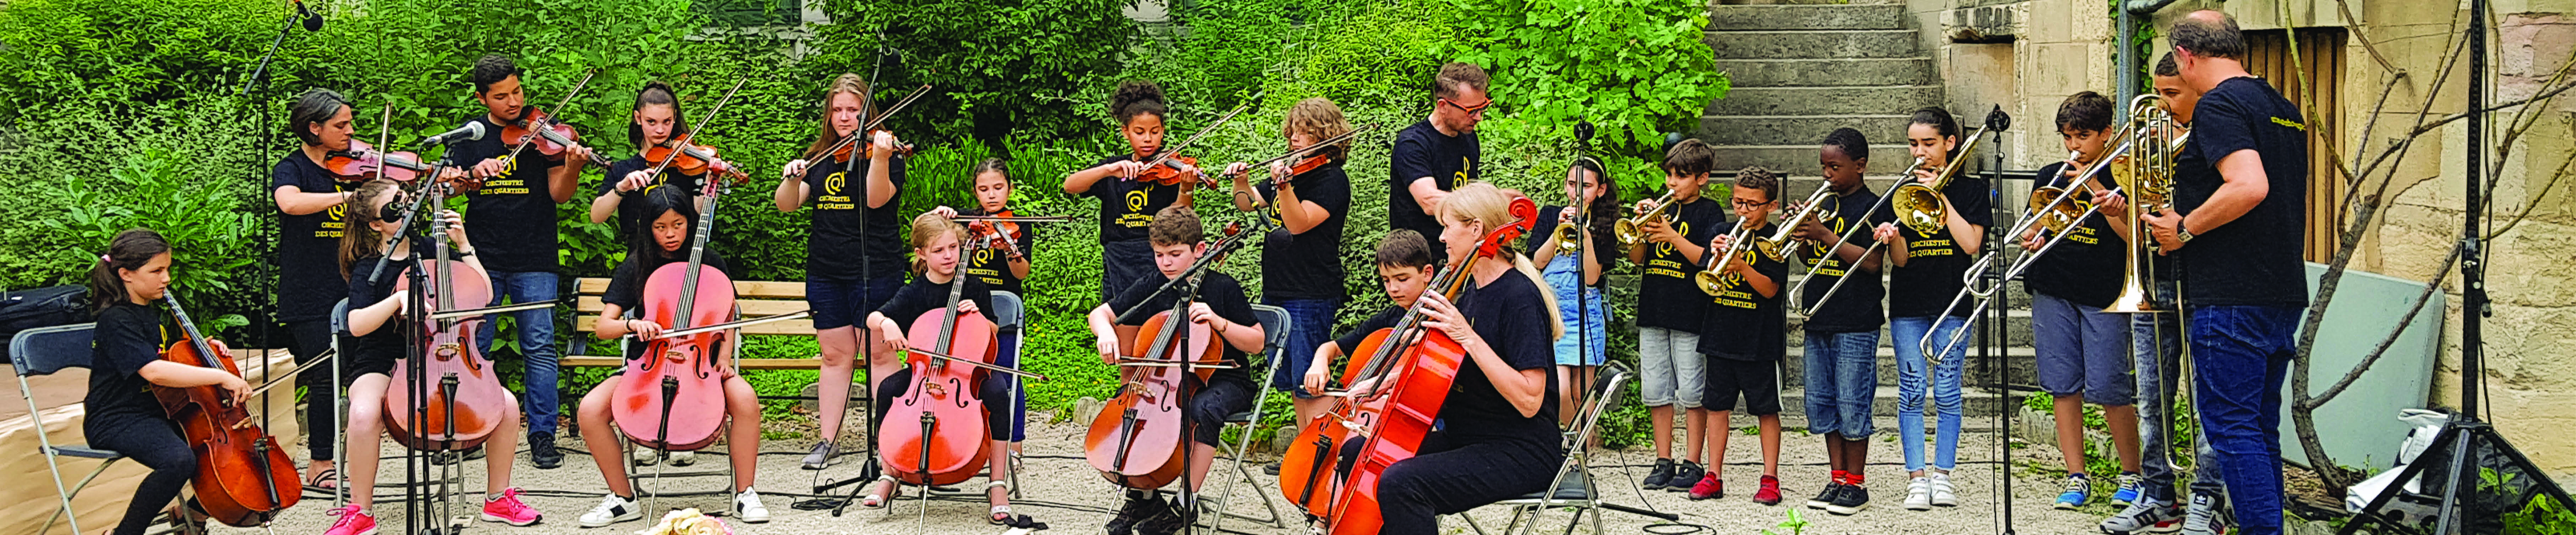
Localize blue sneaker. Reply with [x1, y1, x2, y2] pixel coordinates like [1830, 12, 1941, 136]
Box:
[2054, 473, 2092, 510]
[2110, 472, 2144, 507]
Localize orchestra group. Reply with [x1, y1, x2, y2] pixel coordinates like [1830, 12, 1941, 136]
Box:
[74, 10, 2309, 535]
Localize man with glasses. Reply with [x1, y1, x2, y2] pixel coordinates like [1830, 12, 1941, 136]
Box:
[1390, 62, 1490, 260]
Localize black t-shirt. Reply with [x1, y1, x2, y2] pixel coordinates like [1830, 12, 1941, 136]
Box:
[1876, 176, 1995, 318]
[86, 302, 173, 423]
[449, 115, 563, 274]
[1256, 159, 1352, 300]
[1795, 186, 1887, 333]
[1437, 268, 1558, 445]
[803, 156, 909, 281]
[599, 156, 706, 237]
[1388, 120, 1478, 245]
[1696, 222, 1790, 362]
[876, 274, 997, 332]
[600, 252, 735, 314]
[959, 208, 1038, 296]
[273, 153, 356, 322]
[344, 242, 467, 370]
[1526, 205, 1618, 289]
[1331, 306, 1406, 352]
[1107, 271, 1258, 385]
[2176, 77, 2309, 308]
[2021, 161, 2127, 308]
[1082, 154, 1191, 245]
[1634, 197, 1728, 331]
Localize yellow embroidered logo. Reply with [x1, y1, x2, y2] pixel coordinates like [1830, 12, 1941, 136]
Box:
[1126, 189, 1148, 212]
[824, 172, 847, 196]
[2270, 117, 2305, 131]
[974, 248, 993, 265]
[1657, 222, 1691, 257]
[328, 202, 346, 221]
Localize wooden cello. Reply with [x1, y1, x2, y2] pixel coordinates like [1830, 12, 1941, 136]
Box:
[154, 295, 302, 527]
[614, 78, 751, 452]
[383, 181, 514, 451]
[1083, 224, 1254, 489]
[878, 236, 1001, 487]
[1277, 196, 1536, 533]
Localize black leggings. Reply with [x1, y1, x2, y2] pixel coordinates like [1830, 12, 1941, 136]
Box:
[86, 415, 195, 535]
[285, 319, 343, 460]
[1374, 432, 1563, 535]
[871, 366, 1015, 438]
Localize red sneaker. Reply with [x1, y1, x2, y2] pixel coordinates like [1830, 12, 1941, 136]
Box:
[323, 504, 378, 535]
[477, 487, 544, 526]
[1754, 475, 1784, 506]
[1688, 474, 1724, 500]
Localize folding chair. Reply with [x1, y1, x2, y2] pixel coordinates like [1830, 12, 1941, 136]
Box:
[1462, 361, 1634, 535]
[13, 323, 120, 535]
[328, 299, 350, 505]
[1201, 303, 1291, 532]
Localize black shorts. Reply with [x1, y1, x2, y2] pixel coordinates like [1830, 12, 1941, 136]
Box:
[1702, 357, 1782, 416]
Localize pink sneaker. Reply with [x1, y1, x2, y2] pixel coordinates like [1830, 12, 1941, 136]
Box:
[477, 487, 544, 526]
[323, 504, 378, 535]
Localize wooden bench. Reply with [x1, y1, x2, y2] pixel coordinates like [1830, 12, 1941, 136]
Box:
[560, 277, 826, 369]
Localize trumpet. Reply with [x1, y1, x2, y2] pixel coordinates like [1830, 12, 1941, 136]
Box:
[1549, 205, 1588, 252]
[1695, 222, 1774, 295]
[1615, 190, 1679, 247]
[1791, 110, 2002, 314]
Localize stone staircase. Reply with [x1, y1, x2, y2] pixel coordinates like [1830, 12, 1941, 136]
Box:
[1701, 3, 1940, 175]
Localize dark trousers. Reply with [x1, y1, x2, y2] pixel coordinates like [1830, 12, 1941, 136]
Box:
[87, 416, 194, 535]
[1377, 432, 1563, 535]
[285, 318, 341, 460]
[1185, 376, 1253, 447]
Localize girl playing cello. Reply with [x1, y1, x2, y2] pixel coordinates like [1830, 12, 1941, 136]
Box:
[84, 228, 250, 535]
[852, 213, 1022, 524]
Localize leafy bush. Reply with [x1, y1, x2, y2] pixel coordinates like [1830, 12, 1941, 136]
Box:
[1446, 0, 1730, 198]
[807, 0, 1138, 148]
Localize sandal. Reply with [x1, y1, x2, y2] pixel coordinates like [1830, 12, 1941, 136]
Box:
[303, 468, 340, 491]
[986, 481, 1013, 525]
[858, 476, 899, 509]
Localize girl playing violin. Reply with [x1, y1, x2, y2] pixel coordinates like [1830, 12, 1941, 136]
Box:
[852, 213, 1020, 523]
[86, 228, 248, 535]
[1220, 97, 1355, 432]
[1368, 182, 1564, 535]
[587, 82, 705, 232]
[324, 179, 546, 535]
[572, 186, 770, 527]
[1061, 80, 1202, 301]
[273, 89, 358, 491]
[926, 158, 1034, 456]
[774, 73, 911, 470]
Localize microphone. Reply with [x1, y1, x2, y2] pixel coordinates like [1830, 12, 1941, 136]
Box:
[416, 122, 486, 148]
[294, 0, 323, 31]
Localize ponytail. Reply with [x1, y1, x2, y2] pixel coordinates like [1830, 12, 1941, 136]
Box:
[88, 228, 172, 311]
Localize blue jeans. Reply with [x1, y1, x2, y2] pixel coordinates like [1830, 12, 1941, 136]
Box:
[1267, 297, 1341, 398]
[479, 270, 561, 435]
[1890, 315, 1966, 472]
[2189, 305, 2298, 535]
[1802, 330, 1881, 439]
[2134, 279, 2227, 504]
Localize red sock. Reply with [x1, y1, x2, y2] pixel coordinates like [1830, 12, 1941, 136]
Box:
[1831, 470, 1850, 485]
[1848, 473, 1865, 485]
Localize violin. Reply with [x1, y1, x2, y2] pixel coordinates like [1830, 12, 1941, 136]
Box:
[383, 181, 515, 451]
[829, 130, 918, 162]
[501, 107, 610, 167]
[965, 219, 1025, 260]
[153, 295, 302, 527]
[324, 140, 432, 182]
[616, 173, 736, 452]
[1131, 154, 1202, 187]
[1084, 223, 1253, 490]
[644, 140, 753, 185]
[879, 238, 1001, 487]
[1279, 196, 1537, 534]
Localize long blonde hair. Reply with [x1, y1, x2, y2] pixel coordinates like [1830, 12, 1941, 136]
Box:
[1440, 182, 1563, 341]
[800, 73, 871, 161]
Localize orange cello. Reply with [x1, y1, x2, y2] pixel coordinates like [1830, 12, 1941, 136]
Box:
[383, 181, 515, 451]
[153, 294, 302, 527]
[1278, 196, 1536, 534]
[877, 237, 1002, 487]
[615, 78, 753, 452]
[1084, 223, 1256, 489]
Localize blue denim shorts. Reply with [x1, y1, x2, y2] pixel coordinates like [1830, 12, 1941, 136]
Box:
[2032, 293, 2137, 405]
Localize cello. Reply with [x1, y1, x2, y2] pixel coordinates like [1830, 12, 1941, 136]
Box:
[383, 180, 515, 451]
[154, 294, 302, 527]
[1083, 223, 1257, 490]
[877, 236, 1001, 488]
[1277, 197, 1536, 534]
[614, 79, 751, 453]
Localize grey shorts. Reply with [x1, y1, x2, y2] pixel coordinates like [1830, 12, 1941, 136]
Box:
[2033, 292, 2137, 405]
[1638, 327, 1707, 408]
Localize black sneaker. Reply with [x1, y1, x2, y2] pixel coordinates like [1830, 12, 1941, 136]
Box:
[1805, 482, 1843, 510]
[1133, 497, 1186, 535]
[530, 432, 563, 469]
[1663, 460, 1703, 492]
[1641, 458, 1676, 489]
[1106, 493, 1155, 535]
[1828, 484, 1870, 515]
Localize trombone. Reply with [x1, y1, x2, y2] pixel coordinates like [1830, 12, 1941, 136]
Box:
[1789, 111, 2002, 315]
[1615, 190, 1679, 247]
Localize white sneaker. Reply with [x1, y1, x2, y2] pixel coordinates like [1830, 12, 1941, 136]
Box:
[632, 448, 657, 466]
[670, 451, 698, 467]
[1904, 477, 1935, 510]
[579, 494, 641, 527]
[735, 487, 771, 523]
[1929, 472, 1959, 507]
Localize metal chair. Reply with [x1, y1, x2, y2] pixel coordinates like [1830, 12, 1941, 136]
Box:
[1463, 361, 1634, 535]
[12, 323, 121, 535]
[1202, 303, 1291, 532]
[328, 298, 350, 505]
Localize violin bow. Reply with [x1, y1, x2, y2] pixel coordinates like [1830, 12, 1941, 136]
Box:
[1139, 90, 1264, 177]
[500, 69, 597, 163]
[639, 76, 750, 184]
[1231, 122, 1380, 183]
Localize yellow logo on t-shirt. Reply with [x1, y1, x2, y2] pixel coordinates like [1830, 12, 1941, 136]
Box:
[1126, 189, 1148, 212]
[825, 172, 847, 196]
[1656, 222, 1691, 258]
[2271, 116, 2306, 131]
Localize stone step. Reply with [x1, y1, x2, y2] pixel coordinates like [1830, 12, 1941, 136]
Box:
[1706, 4, 1908, 31]
[1706, 85, 1946, 116]
[1710, 145, 1918, 175]
[1703, 29, 1923, 60]
[1713, 57, 1939, 88]
[1696, 114, 1912, 147]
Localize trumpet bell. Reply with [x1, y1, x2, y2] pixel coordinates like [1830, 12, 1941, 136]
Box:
[1614, 219, 1646, 247]
[1694, 270, 1727, 296]
[1551, 222, 1584, 251]
[1889, 183, 1947, 236]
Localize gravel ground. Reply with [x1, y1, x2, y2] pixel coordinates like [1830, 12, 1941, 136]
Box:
[202, 412, 2118, 535]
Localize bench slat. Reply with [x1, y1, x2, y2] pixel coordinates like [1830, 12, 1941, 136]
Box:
[574, 278, 808, 300]
[560, 356, 824, 370]
[575, 296, 808, 316]
[573, 315, 817, 336]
